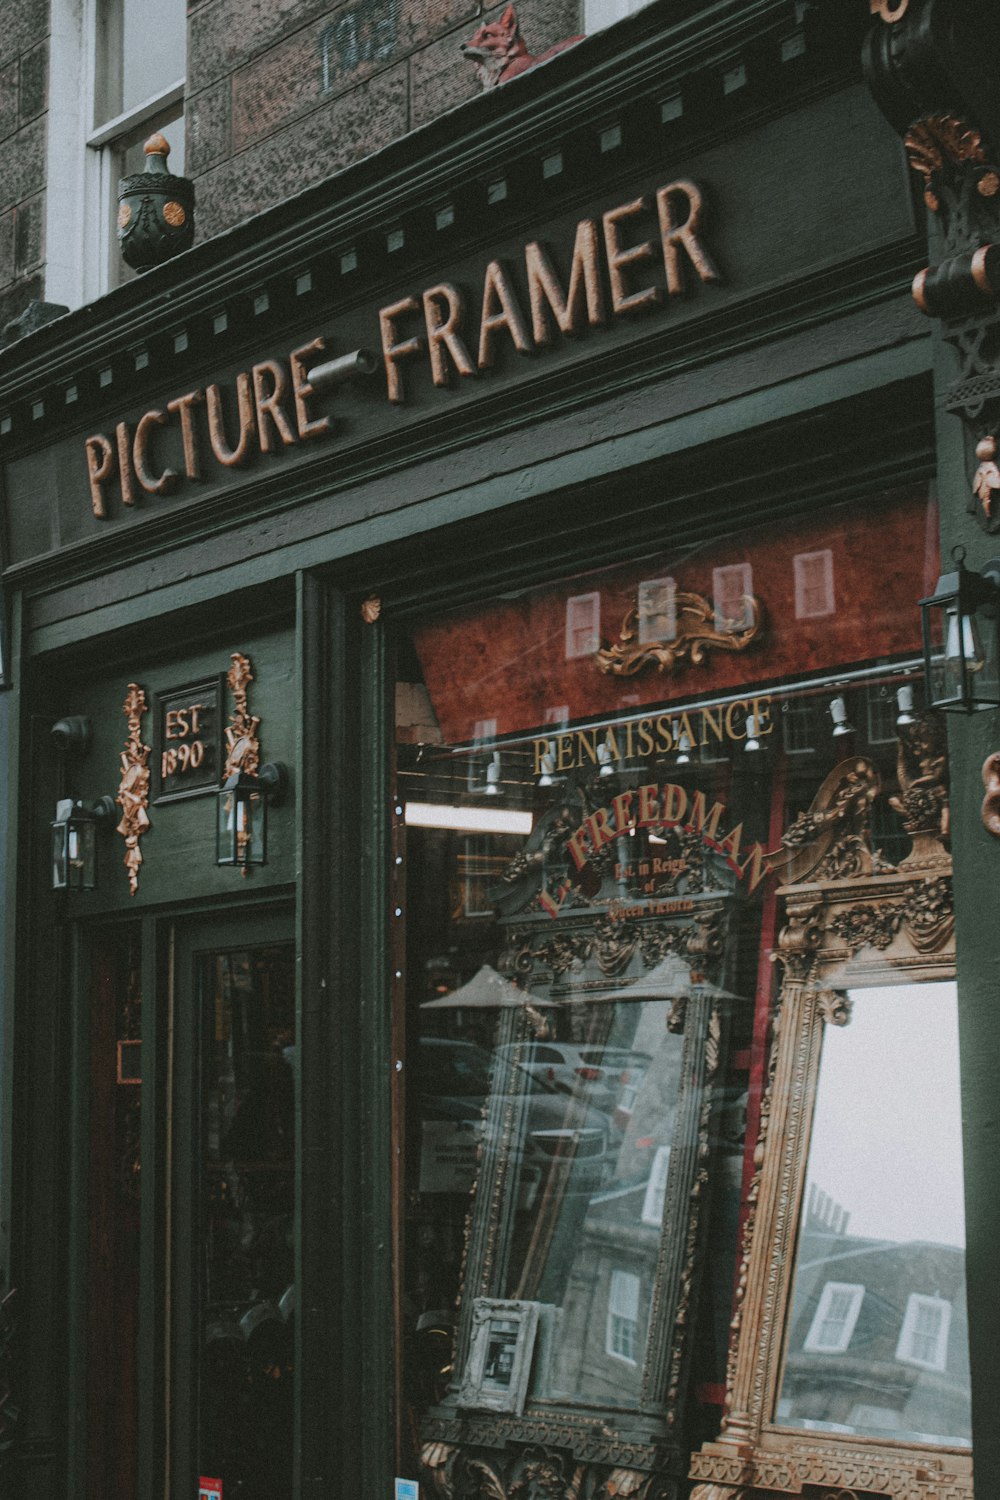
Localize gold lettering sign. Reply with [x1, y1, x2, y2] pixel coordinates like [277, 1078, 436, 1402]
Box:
[155, 678, 221, 802]
[84, 182, 723, 518]
[531, 697, 773, 778]
[540, 778, 774, 918]
[84, 338, 331, 519]
[379, 179, 720, 402]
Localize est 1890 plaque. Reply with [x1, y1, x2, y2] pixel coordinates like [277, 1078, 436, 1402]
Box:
[155, 678, 222, 802]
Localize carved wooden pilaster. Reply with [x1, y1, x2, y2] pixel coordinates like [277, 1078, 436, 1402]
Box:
[865, 0, 1000, 530]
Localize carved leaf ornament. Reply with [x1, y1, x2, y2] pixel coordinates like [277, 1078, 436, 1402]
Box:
[596, 592, 762, 677]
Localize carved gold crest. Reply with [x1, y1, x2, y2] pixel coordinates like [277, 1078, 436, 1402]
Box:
[595, 590, 762, 677]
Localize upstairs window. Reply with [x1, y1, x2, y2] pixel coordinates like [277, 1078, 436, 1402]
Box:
[565, 593, 601, 660]
[46, 0, 186, 305]
[92, 0, 186, 289]
[606, 1269, 641, 1364]
[803, 1281, 864, 1354]
[793, 549, 835, 619]
[896, 1293, 951, 1372]
[712, 563, 754, 633]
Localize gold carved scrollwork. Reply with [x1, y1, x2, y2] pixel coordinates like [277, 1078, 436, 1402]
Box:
[222, 651, 262, 876]
[116, 683, 151, 897]
[904, 114, 987, 211]
[982, 749, 1000, 837]
[771, 759, 883, 886]
[223, 651, 260, 779]
[595, 593, 762, 678]
[773, 898, 823, 981]
[814, 988, 852, 1027]
[890, 713, 950, 869]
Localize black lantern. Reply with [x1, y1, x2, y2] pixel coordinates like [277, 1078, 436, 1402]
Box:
[920, 548, 1000, 712]
[216, 762, 287, 869]
[51, 796, 116, 891]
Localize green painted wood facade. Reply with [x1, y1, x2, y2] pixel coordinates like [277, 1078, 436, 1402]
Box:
[2, 0, 998, 1494]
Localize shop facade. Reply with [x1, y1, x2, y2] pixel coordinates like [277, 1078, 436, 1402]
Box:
[1, 2, 999, 1497]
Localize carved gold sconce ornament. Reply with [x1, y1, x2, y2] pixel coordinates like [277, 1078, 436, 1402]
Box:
[116, 683, 152, 897]
[217, 652, 287, 872]
[596, 590, 762, 677]
[223, 652, 260, 782]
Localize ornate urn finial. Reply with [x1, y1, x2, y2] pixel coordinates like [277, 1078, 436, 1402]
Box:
[117, 132, 195, 272]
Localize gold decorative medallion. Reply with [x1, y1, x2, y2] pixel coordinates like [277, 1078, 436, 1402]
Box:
[117, 202, 132, 229]
[596, 590, 762, 677]
[163, 200, 186, 228]
[116, 683, 151, 897]
[361, 595, 382, 623]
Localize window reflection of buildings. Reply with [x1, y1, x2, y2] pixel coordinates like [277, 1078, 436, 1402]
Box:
[779, 1187, 971, 1446]
[538, 1004, 681, 1408]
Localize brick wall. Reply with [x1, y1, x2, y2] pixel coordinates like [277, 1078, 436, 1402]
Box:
[0, 0, 48, 330]
[186, 0, 582, 240]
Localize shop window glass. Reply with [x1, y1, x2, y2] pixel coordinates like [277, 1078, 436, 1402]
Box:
[778, 985, 969, 1446]
[394, 486, 969, 1487]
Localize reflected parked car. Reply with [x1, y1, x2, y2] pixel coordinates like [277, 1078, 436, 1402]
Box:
[494, 1040, 651, 1120]
[416, 1036, 613, 1190]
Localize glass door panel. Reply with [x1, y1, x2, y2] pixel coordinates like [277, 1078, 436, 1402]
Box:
[172, 916, 295, 1500]
[198, 943, 295, 1494]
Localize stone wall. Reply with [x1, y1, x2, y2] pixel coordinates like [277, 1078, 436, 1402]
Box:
[186, 0, 583, 240]
[0, 0, 47, 331]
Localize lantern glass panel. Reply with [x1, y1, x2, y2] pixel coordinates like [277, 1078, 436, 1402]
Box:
[51, 820, 69, 890]
[217, 780, 267, 866]
[923, 587, 1000, 711]
[71, 819, 97, 890]
[52, 811, 97, 890]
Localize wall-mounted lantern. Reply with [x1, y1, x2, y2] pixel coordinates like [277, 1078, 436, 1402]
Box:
[51, 796, 117, 891]
[216, 762, 288, 869]
[920, 548, 1000, 712]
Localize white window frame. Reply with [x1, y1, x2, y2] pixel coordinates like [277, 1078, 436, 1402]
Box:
[895, 1292, 951, 1372]
[46, 0, 185, 308]
[803, 1281, 864, 1354]
[605, 1268, 640, 1365]
[793, 549, 835, 620]
[712, 563, 754, 633]
[641, 1145, 671, 1226]
[565, 593, 601, 660]
[636, 577, 677, 644]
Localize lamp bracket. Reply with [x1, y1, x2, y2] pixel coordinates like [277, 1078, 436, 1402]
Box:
[259, 761, 288, 807]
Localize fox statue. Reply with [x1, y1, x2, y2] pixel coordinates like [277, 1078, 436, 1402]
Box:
[460, 4, 583, 88]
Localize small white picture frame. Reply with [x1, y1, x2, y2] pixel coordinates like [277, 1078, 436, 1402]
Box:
[458, 1298, 542, 1414]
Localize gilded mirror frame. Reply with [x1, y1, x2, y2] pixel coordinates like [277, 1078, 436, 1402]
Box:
[689, 726, 973, 1500]
[420, 778, 742, 1500]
